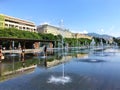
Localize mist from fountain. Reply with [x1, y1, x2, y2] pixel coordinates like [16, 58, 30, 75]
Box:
[47, 72, 71, 85]
[114, 42, 118, 49]
[47, 75, 71, 85]
[9, 41, 17, 56]
[47, 20, 71, 85]
[100, 39, 103, 49]
[90, 38, 95, 50]
[100, 39, 104, 56]
[47, 61, 72, 85]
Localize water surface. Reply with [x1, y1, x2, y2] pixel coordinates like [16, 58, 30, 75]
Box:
[0, 48, 120, 90]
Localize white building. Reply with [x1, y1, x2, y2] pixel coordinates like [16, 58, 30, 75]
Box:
[0, 14, 37, 32]
[37, 24, 73, 38]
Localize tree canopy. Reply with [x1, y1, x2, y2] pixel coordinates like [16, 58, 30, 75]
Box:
[0, 28, 93, 47]
[0, 28, 41, 39]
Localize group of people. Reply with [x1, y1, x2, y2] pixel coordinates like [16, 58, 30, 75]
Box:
[0, 44, 47, 61]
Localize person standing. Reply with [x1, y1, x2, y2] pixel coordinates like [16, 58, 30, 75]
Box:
[0, 50, 3, 61]
[21, 48, 25, 59]
[0, 47, 4, 61]
[44, 45, 47, 57]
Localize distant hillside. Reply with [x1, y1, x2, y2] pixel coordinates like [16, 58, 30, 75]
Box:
[87, 33, 113, 40]
[117, 37, 120, 39]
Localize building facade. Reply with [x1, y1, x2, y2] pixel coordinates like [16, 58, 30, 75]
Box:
[37, 24, 73, 38]
[74, 33, 92, 39]
[0, 14, 37, 32]
[37, 24, 92, 39]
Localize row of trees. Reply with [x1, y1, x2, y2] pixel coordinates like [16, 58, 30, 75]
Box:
[93, 37, 120, 46]
[1, 28, 119, 47]
[64, 38, 91, 47]
[0, 28, 56, 40]
[0, 28, 93, 47]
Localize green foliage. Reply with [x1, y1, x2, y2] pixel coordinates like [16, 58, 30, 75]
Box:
[0, 28, 63, 41]
[93, 37, 106, 45]
[64, 38, 91, 47]
[0, 28, 93, 47]
[113, 37, 120, 46]
[56, 34, 62, 40]
[42, 33, 56, 40]
[0, 28, 42, 39]
[78, 38, 91, 46]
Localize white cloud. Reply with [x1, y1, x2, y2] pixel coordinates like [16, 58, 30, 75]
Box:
[106, 26, 120, 37]
[97, 26, 120, 37]
[109, 25, 115, 31]
[100, 28, 104, 32]
[40, 22, 50, 25]
[97, 28, 106, 35]
[79, 30, 88, 34]
[71, 30, 88, 34]
[97, 28, 104, 34]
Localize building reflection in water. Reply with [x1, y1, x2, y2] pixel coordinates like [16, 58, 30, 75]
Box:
[0, 53, 36, 82]
[0, 50, 88, 82]
[39, 52, 88, 68]
[76, 53, 88, 58]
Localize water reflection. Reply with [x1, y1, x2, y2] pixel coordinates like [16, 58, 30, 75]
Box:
[0, 53, 37, 82]
[0, 49, 89, 79]
[1, 48, 120, 90]
[77, 58, 106, 63]
[38, 52, 74, 68]
[46, 48, 73, 85]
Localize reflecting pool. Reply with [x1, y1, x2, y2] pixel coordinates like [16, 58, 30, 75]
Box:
[0, 48, 120, 90]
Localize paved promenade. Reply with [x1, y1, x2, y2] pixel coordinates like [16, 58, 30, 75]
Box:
[2, 48, 43, 54]
[2, 46, 113, 54]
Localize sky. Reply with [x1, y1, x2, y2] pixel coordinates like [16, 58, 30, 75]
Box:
[0, 0, 120, 37]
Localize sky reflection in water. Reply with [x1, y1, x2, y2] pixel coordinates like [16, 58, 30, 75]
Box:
[0, 48, 120, 90]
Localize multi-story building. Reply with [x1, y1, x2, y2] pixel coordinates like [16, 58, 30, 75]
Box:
[37, 24, 73, 38]
[74, 33, 92, 39]
[0, 14, 37, 32]
[37, 24, 92, 39]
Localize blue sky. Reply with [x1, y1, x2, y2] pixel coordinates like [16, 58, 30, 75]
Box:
[0, 0, 120, 37]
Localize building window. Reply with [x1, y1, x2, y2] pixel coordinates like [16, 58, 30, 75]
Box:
[45, 30, 47, 33]
[5, 24, 8, 26]
[23, 27, 25, 30]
